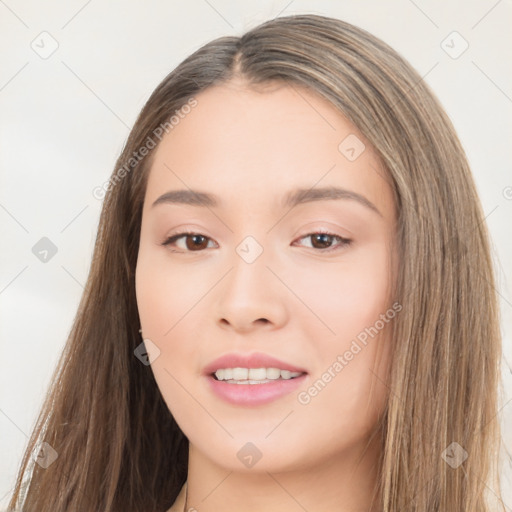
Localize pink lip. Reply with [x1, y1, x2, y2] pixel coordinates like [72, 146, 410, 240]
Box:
[206, 374, 308, 406]
[203, 352, 308, 407]
[202, 352, 307, 376]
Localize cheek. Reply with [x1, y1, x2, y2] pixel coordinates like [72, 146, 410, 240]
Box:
[135, 255, 203, 426]
[135, 245, 210, 340]
[135, 249, 204, 388]
[291, 246, 393, 425]
[290, 245, 393, 343]
[295, 348, 390, 449]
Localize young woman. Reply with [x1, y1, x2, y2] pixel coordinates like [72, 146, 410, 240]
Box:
[8, 13, 506, 512]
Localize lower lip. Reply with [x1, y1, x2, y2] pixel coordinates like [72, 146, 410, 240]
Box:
[206, 374, 308, 406]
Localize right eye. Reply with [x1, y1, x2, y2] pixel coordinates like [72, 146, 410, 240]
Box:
[161, 231, 217, 252]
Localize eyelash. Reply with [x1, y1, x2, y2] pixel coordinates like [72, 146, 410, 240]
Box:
[161, 229, 352, 254]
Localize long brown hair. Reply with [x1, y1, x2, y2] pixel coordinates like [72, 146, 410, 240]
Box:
[8, 13, 505, 511]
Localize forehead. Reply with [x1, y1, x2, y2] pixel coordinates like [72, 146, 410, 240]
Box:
[144, 79, 394, 220]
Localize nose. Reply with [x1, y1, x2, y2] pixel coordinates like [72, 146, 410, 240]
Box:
[214, 250, 288, 333]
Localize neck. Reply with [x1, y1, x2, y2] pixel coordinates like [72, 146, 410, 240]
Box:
[184, 435, 382, 512]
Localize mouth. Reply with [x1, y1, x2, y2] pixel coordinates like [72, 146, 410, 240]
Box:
[203, 352, 308, 405]
[211, 367, 306, 384]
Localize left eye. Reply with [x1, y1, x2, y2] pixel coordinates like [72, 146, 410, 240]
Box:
[161, 231, 351, 253]
[294, 232, 352, 252]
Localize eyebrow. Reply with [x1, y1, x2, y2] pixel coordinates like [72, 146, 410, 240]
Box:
[151, 186, 381, 216]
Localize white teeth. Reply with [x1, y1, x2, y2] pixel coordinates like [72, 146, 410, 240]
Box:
[214, 368, 234, 380]
[214, 367, 303, 383]
[248, 368, 267, 380]
[281, 370, 292, 379]
[232, 367, 248, 380]
[266, 367, 281, 380]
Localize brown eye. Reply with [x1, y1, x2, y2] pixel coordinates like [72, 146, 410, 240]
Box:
[162, 232, 214, 252]
[311, 233, 335, 249]
[162, 230, 351, 254]
[184, 234, 209, 250]
[295, 232, 352, 252]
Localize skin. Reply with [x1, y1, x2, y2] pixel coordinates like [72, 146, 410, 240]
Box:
[135, 78, 397, 512]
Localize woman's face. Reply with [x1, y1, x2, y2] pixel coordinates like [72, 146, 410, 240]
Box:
[136, 79, 397, 473]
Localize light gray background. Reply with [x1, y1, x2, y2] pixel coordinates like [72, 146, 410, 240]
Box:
[1, 0, 511, 509]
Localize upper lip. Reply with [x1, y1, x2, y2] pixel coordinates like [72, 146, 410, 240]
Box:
[203, 352, 308, 375]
